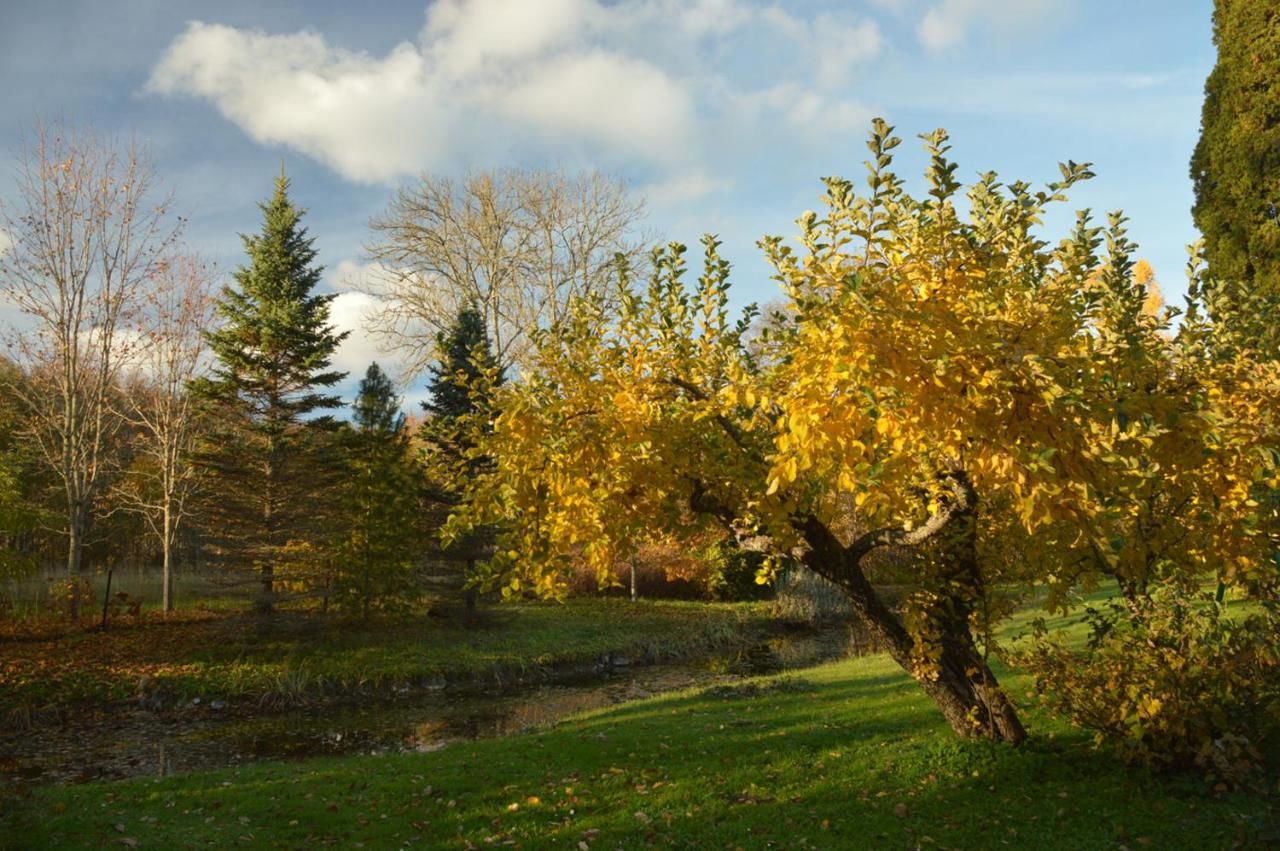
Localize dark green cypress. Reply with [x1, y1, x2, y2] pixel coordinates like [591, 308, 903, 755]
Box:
[194, 170, 347, 609]
[1191, 1, 1280, 306]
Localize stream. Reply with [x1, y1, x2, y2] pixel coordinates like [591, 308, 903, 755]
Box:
[1, 627, 856, 788]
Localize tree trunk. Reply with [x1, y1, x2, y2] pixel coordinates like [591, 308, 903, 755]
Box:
[260, 449, 275, 614]
[67, 509, 84, 620]
[161, 505, 174, 613]
[258, 563, 275, 614]
[101, 568, 113, 631]
[797, 513, 1027, 745]
[923, 627, 1026, 743]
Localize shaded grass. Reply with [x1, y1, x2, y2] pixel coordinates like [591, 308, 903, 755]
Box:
[0, 600, 763, 716]
[4, 653, 1275, 849]
[0, 566, 243, 622]
[5, 582, 1276, 848]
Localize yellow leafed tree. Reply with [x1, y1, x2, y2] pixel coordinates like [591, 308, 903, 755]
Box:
[448, 121, 1280, 744]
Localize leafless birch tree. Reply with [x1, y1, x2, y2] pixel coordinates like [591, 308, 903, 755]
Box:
[363, 168, 646, 376]
[115, 254, 216, 612]
[0, 123, 179, 618]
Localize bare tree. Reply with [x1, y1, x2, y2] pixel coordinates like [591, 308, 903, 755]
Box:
[114, 254, 216, 612]
[364, 168, 647, 376]
[0, 123, 179, 618]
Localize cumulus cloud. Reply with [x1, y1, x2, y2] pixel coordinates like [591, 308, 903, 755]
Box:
[327, 258, 387, 294]
[422, 0, 596, 76]
[148, 25, 457, 182]
[327, 290, 395, 380]
[496, 51, 694, 164]
[918, 0, 1061, 51]
[147, 1, 884, 191]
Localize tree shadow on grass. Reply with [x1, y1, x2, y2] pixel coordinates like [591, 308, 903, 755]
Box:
[11, 651, 1277, 851]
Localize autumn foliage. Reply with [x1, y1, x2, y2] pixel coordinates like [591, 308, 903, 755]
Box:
[450, 121, 1280, 744]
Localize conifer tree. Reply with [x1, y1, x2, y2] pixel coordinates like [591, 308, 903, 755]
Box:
[423, 306, 503, 421]
[194, 170, 347, 610]
[334, 362, 421, 617]
[1191, 0, 1280, 312]
[421, 305, 504, 475]
[420, 305, 504, 612]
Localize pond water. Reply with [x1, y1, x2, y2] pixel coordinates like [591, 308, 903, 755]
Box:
[1, 628, 856, 788]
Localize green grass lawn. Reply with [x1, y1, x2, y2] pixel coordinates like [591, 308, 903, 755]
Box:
[4, 650, 1276, 849]
[4, 585, 1275, 848]
[0, 600, 765, 716]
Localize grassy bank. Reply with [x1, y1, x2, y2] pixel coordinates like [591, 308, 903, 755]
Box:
[4, 651, 1275, 849]
[0, 600, 765, 719]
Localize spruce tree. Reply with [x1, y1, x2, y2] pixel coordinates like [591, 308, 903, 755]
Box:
[423, 305, 503, 422]
[335, 363, 421, 617]
[420, 305, 504, 612]
[421, 304, 504, 474]
[1191, 0, 1280, 303]
[195, 170, 347, 610]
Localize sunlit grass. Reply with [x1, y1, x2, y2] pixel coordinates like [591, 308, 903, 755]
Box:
[5, 650, 1274, 849]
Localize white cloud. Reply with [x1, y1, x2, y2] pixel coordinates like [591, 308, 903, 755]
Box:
[918, 0, 1060, 51]
[147, 2, 883, 186]
[642, 169, 733, 206]
[734, 84, 874, 135]
[759, 7, 882, 85]
[327, 258, 387, 293]
[148, 24, 454, 182]
[327, 290, 395, 379]
[497, 51, 694, 163]
[0, 229, 12, 257]
[675, 0, 754, 37]
[813, 14, 884, 84]
[423, 0, 595, 76]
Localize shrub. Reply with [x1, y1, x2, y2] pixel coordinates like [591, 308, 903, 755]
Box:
[569, 533, 774, 601]
[701, 539, 774, 602]
[46, 577, 95, 618]
[1012, 585, 1280, 786]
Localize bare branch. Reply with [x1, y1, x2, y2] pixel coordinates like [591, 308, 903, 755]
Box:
[363, 168, 647, 378]
[0, 121, 181, 610]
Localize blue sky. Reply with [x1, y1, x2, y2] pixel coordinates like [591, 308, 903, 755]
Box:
[0, 0, 1216, 404]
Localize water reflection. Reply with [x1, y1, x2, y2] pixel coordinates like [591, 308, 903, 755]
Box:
[1, 629, 854, 787]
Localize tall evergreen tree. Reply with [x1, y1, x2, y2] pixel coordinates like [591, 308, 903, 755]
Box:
[420, 305, 504, 612]
[423, 305, 504, 422]
[1191, 0, 1280, 308]
[194, 170, 347, 610]
[421, 304, 505, 476]
[334, 363, 421, 618]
